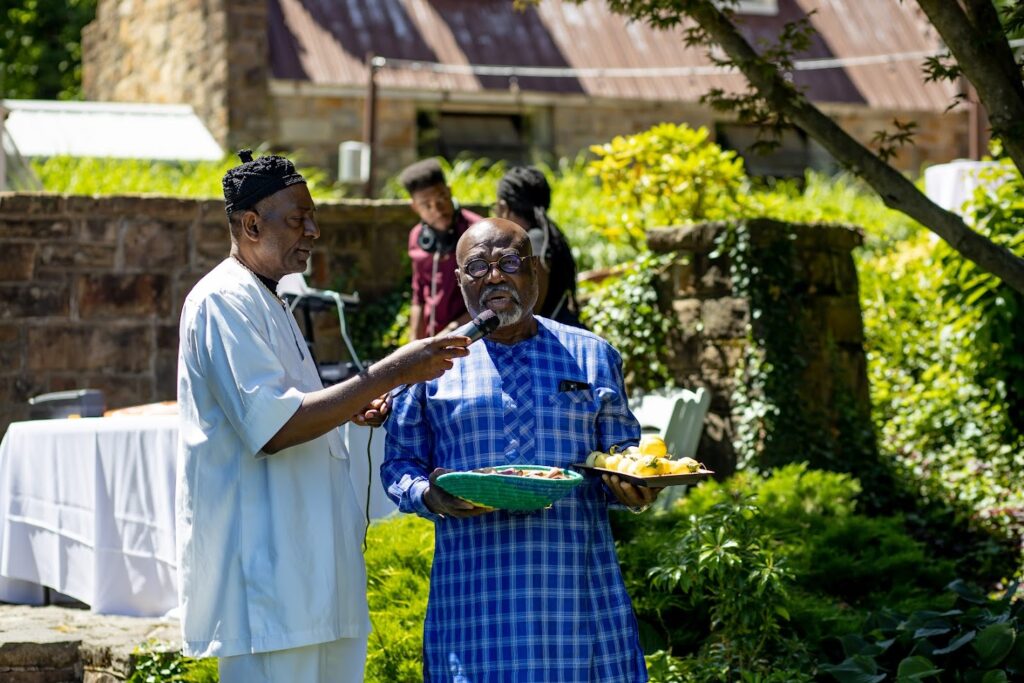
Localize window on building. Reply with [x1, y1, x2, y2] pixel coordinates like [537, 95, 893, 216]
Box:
[716, 123, 836, 179]
[418, 111, 532, 164]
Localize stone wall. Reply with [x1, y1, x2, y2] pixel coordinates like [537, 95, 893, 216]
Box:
[0, 603, 181, 683]
[0, 193, 421, 437]
[646, 220, 870, 475]
[82, 0, 271, 151]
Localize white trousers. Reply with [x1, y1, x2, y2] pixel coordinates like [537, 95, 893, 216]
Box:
[218, 636, 368, 683]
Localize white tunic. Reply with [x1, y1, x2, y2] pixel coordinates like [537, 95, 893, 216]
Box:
[175, 258, 370, 658]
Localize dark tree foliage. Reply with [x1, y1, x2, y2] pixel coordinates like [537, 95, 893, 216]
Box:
[0, 0, 98, 100]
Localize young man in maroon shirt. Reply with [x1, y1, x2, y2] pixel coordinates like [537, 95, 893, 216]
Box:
[400, 159, 483, 339]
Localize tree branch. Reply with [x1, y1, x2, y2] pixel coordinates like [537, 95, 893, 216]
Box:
[683, 0, 1024, 295]
[557, 0, 1024, 293]
[917, 0, 1024, 177]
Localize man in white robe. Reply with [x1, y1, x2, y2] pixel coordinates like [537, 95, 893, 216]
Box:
[176, 150, 471, 683]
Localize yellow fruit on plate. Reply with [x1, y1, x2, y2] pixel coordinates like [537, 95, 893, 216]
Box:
[665, 459, 688, 475]
[679, 457, 700, 473]
[585, 451, 603, 467]
[593, 452, 608, 468]
[622, 446, 641, 459]
[635, 457, 662, 477]
[603, 453, 623, 471]
[639, 434, 668, 457]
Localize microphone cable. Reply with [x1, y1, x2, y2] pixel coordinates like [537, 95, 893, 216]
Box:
[364, 426, 375, 553]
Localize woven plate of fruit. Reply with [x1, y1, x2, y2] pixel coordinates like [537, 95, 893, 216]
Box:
[572, 435, 714, 488]
[435, 465, 585, 511]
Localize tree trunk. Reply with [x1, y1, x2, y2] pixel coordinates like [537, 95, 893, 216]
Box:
[916, 0, 1024, 178]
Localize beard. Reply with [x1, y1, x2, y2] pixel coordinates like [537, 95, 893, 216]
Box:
[465, 282, 535, 328]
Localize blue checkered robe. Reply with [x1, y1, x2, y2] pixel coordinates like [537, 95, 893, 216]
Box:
[382, 318, 648, 683]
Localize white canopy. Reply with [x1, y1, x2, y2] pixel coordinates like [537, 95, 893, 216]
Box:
[0, 99, 222, 161]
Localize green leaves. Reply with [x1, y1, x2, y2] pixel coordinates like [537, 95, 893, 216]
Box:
[586, 123, 754, 251]
[579, 250, 677, 391]
[127, 639, 216, 683]
[0, 0, 97, 99]
[822, 580, 1023, 683]
[33, 154, 344, 201]
[646, 495, 794, 674]
[821, 654, 887, 683]
[974, 623, 1016, 668]
[895, 655, 942, 680]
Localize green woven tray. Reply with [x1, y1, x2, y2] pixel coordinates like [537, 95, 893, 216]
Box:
[436, 465, 584, 511]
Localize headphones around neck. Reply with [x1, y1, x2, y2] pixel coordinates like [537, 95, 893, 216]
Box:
[417, 221, 458, 254]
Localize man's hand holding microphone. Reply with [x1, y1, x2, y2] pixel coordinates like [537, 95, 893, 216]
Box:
[352, 310, 500, 428]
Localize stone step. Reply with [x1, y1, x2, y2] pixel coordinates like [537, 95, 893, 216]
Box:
[0, 604, 181, 683]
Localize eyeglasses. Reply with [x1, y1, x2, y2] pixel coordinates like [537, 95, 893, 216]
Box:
[461, 254, 534, 279]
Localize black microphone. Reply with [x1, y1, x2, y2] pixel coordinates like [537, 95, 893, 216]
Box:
[447, 309, 499, 343]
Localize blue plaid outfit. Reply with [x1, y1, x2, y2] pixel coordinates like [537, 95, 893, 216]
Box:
[382, 318, 648, 683]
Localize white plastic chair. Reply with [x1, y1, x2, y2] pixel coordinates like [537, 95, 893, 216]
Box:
[629, 387, 710, 460]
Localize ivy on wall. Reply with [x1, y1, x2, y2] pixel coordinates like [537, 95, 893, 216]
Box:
[713, 221, 891, 509]
[579, 251, 679, 392]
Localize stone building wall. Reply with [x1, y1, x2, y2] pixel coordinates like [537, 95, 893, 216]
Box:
[646, 220, 870, 476]
[267, 90, 720, 188]
[267, 88, 968, 188]
[549, 99, 715, 161]
[81, 0, 969, 185]
[82, 0, 271, 151]
[830, 107, 971, 173]
[0, 193, 421, 437]
[267, 87, 421, 190]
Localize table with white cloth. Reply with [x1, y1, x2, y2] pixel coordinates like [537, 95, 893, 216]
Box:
[0, 416, 395, 617]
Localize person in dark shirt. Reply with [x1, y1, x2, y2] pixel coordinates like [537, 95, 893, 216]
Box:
[493, 166, 584, 328]
[400, 159, 484, 339]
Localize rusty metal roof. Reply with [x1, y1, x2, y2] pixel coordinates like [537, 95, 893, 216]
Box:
[268, 0, 957, 111]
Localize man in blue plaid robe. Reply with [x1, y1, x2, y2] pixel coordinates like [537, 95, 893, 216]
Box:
[382, 218, 660, 682]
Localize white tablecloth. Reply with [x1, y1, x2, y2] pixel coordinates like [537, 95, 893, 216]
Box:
[0, 416, 394, 617]
[923, 160, 1010, 215]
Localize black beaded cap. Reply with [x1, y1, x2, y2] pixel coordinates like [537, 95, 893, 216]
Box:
[222, 149, 306, 215]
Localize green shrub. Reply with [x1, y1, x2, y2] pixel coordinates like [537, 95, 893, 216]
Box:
[666, 465, 953, 610]
[587, 123, 753, 251]
[938, 158, 1024, 437]
[799, 515, 953, 608]
[646, 646, 815, 683]
[579, 250, 678, 392]
[756, 172, 920, 255]
[648, 496, 795, 673]
[615, 465, 963, 678]
[31, 153, 344, 201]
[127, 640, 217, 683]
[860, 230, 1024, 576]
[821, 580, 1024, 683]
